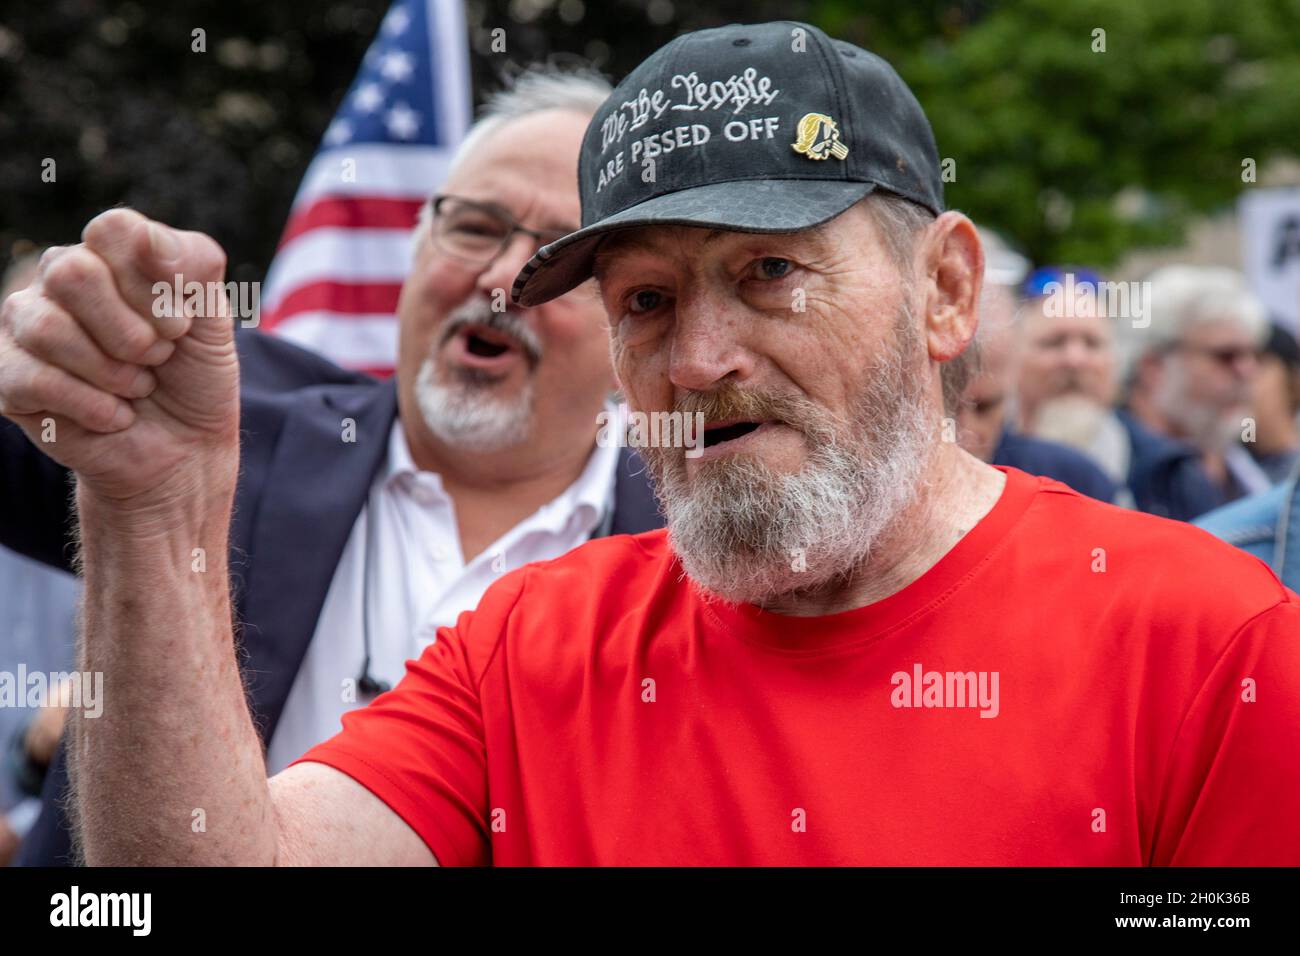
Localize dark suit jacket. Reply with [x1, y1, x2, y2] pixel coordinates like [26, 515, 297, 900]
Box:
[991, 428, 1119, 504]
[1, 332, 663, 865]
[1115, 409, 1224, 521]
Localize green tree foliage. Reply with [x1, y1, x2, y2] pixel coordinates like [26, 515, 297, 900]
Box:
[814, 0, 1300, 265]
[0, 1, 401, 282]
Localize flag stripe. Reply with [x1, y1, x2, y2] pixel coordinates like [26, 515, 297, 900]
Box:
[263, 229, 414, 312]
[274, 312, 400, 368]
[273, 280, 405, 319]
[279, 197, 426, 249]
[288, 145, 453, 211]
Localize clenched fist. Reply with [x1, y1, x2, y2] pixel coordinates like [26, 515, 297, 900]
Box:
[0, 208, 240, 511]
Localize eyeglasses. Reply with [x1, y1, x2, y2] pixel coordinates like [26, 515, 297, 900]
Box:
[428, 194, 573, 267]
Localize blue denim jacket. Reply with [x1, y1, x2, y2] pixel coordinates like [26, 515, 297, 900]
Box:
[1195, 465, 1300, 592]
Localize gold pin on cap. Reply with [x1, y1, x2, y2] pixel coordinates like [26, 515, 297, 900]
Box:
[792, 112, 849, 161]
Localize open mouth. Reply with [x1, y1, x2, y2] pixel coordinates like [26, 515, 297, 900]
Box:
[444, 322, 529, 373]
[463, 325, 517, 358]
[703, 420, 764, 449]
[466, 333, 509, 358]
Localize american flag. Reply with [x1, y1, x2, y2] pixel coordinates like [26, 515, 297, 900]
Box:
[259, 0, 472, 376]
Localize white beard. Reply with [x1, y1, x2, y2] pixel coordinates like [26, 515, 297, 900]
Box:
[414, 356, 535, 453]
[642, 304, 935, 607]
[1154, 359, 1245, 451]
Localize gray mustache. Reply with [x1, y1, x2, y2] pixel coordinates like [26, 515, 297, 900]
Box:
[441, 304, 544, 364]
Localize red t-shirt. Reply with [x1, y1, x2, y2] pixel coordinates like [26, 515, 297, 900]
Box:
[294, 466, 1300, 865]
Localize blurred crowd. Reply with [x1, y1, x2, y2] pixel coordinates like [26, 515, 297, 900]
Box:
[958, 229, 1299, 525]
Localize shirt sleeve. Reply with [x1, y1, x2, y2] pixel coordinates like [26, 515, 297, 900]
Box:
[1153, 590, 1300, 865]
[289, 569, 526, 867]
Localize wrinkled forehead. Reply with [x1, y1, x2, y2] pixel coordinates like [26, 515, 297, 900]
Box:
[592, 216, 849, 279]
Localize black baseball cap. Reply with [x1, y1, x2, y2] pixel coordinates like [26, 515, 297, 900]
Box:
[512, 20, 944, 307]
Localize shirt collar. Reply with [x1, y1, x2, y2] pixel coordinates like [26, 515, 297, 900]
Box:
[539, 402, 621, 535]
[383, 418, 425, 486]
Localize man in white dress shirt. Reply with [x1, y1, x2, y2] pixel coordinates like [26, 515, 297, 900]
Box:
[266, 68, 632, 770]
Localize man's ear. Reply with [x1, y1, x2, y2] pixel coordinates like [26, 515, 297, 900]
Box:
[920, 212, 983, 365]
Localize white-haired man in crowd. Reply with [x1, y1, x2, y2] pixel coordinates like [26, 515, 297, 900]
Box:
[1014, 264, 1235, 520]
[1124, 265, 1271, 503]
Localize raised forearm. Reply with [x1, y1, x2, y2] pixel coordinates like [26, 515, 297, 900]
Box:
[0, 210, 305, 864]
[71, 474, 277, 865]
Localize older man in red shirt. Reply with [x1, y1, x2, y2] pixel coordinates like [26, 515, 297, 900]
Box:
[2, 21, 1297, 866]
